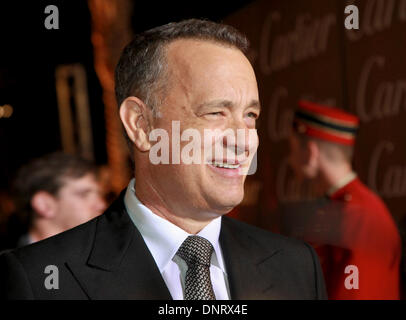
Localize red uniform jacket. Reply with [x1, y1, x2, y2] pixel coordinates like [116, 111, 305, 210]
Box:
[313, 178, 401, 300]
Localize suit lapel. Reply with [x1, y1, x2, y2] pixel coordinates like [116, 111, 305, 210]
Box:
[66, 194, 172, 300]
[220, 217, 284, 300]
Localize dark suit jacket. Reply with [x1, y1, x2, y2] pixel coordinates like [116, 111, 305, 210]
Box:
[0, 193, 327, 300]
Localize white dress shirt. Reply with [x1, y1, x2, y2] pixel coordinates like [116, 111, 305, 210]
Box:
[124, 179, 230, 300]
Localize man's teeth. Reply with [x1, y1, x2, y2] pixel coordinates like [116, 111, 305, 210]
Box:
[211, 162, 240, 169]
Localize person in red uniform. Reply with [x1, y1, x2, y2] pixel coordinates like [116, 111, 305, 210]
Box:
[287, 100, 401, 299]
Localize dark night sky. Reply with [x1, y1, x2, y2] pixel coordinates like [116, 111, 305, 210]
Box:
[0, 0, 254, 189]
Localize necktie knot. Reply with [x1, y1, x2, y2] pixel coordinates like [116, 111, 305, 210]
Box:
[177, 235, 214, 267]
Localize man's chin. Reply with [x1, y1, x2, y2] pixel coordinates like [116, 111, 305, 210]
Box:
[209, 195, 244, 215]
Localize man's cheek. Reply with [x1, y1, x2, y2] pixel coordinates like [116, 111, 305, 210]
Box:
[248, 129, 259, 150]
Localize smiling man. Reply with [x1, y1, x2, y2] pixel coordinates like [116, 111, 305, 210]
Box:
[0, 19, 326, 300]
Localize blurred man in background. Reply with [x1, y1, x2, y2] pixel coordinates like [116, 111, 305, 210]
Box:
[0, 152, 106, 250]
[287, 100, 401, 299]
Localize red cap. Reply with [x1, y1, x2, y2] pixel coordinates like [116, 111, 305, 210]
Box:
[293, 100, 359, 145]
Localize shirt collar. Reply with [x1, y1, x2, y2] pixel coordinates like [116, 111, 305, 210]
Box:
[326, 171, 357, 196]
[124, 179, 225, 273]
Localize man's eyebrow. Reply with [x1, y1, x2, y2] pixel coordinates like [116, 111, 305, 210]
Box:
[197, 99, 261, 111]
[249, 100, 261, 112]
[197, 100, 233, 109]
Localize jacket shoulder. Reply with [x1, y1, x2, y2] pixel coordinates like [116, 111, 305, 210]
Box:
[221, 216, 328, 299]
[12, 216, 98, 264]
[11, 192, 128, 263]
[0, 218, 98, 300]
[222, 215, 309, 251]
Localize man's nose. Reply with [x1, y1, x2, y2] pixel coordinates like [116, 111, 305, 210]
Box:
[222, 121, 258, 156]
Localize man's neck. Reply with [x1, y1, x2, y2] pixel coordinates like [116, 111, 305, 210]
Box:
[320, 161, 354, 195]
[133, 176, 216, 234]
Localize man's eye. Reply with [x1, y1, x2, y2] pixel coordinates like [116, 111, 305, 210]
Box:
[76, 191, 90, 198]
[247, 112, 258, 119]
[207, 112, 223, 116]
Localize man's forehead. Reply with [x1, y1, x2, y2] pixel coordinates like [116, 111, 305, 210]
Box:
[162, 38, 258, 112]
[166, 39, 256, 90]
[166, 38, 249, 71]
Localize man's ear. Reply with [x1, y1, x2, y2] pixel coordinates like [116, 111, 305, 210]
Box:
[306, 140, 320, 170]
[119, 97, 152, 152]
[31, 191, 57, 219]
